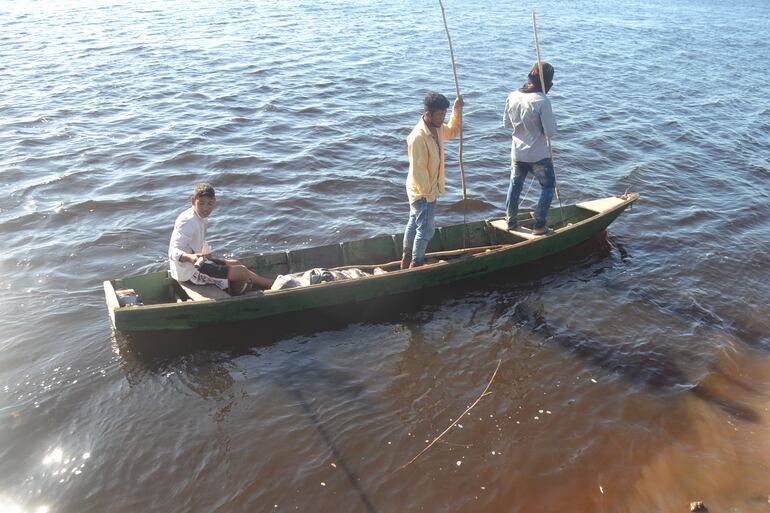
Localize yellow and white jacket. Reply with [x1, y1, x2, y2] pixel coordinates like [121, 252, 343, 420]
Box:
[405, 109, 462, 204]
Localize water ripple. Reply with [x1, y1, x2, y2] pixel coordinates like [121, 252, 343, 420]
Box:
[2, 0, 770, 511]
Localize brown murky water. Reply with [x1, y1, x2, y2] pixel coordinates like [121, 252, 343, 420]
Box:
[1, 1, 769, 512]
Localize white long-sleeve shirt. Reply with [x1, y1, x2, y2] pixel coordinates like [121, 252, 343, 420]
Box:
[168, 207, 211, 282]
[503, 90, 557, 163]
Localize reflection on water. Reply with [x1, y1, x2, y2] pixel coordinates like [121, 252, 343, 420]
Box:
[41, 447, 91, 482]
[98, 227, 770, 512]
[0, 497, 49, 513]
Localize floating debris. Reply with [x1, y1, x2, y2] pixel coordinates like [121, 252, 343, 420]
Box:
[689, 501, 708, 512]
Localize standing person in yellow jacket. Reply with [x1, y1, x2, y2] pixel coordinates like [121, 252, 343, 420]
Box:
[401, 92, 463, 269]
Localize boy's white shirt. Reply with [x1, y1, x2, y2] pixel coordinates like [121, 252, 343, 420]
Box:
[168, 206, 212, 282]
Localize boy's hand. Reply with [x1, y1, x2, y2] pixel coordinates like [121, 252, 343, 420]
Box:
[182, 252, 207, 265]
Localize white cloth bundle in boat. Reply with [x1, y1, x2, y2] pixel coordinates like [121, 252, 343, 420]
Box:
[270, 267, 386, 291]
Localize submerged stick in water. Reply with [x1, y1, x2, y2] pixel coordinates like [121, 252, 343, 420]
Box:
[399, 359, 502, 470]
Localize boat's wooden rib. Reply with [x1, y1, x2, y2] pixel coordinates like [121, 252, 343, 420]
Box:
[103, 193, 640, 332]
[330, 244, 507, 272]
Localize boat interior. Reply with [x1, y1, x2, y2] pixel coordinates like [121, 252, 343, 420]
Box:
[238, 202, 608, 277]
[109, 199, 619, 306]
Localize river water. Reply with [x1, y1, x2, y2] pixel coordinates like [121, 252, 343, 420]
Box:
[1, 0, 769, 512]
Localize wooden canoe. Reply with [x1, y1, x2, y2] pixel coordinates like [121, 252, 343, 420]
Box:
[103, 193, 639, 332]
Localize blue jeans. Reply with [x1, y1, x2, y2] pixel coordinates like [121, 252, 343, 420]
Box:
[505, 158, 555, 229]
[403, 198, 436, 265]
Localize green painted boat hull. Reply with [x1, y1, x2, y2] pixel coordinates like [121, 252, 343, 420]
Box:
[104, 194, 639, 332]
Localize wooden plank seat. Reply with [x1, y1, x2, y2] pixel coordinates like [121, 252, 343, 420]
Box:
[488, 219, 540, 240]
[576, 196, 625, 214]
[178, 282, 231, 301]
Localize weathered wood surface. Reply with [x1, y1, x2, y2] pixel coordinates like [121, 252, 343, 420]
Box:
[576, 196, 626, 213]
[488, 219, 541, 240]
[179, 282, 230, 301]
[104, 194, 639, 332]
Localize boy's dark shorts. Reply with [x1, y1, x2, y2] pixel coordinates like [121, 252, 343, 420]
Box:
[189, 258, 230, 290]
[197, 258, 229, 279]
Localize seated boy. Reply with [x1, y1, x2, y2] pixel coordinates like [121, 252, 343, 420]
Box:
[168, 183, 273, 295]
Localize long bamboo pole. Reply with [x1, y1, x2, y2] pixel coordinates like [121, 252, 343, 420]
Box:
[438, 0, 466, 201]
[531, 10, 566, 226]
[438, 0, 469, 247]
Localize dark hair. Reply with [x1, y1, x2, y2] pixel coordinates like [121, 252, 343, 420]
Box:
[520, 62, 555, 94]
[423, 92, 450, 113]
[193, 183, 216, 199]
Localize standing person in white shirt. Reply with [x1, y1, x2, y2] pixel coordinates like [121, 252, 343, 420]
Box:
[168, 183, 273, 294]
[503, 62, 557, 235]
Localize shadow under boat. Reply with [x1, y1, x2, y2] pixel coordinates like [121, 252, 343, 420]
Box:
[508, 303, 761, 422]
[627, 286, 770, 352]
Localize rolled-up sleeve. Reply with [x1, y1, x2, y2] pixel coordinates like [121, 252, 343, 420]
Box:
[440, 107, 462, 141]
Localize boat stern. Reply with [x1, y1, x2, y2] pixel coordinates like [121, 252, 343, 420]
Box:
[103, 279, 120, 330]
